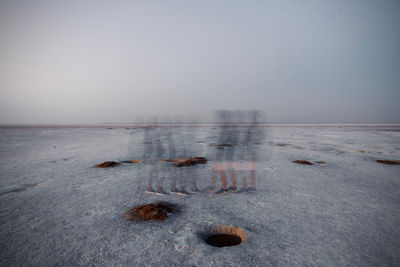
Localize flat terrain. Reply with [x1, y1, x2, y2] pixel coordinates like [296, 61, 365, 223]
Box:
[0, 126, 399, 266]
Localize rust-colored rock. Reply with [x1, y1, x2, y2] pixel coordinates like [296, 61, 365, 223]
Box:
[293, 160, 313, 165]
[124, 202, 176, 222]
[376, 160, 399, 165]
[172, 157, 207, 167]
[94, 161, 120, 168]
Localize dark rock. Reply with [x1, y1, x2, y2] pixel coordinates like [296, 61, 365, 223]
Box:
[376, 160, 399, 165]
[94, 161, 120, 168]
[171, 157, 207, 167]
[293, 160, 313, 165]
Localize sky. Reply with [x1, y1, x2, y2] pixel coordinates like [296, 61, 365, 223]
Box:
[0, 0, 399, 124]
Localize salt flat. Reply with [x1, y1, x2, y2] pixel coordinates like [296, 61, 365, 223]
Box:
[0, 126, 399, 266]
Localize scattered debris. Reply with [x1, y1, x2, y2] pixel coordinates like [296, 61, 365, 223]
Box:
[293, 160, 313, 165]
[124, 202, 177, 222]
[316, 161, 327, 164]
[94, 161, 120, 168]
[376, 160, 399, 165]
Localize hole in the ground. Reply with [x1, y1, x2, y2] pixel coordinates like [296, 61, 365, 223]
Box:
[202, 225, 247, 247]
[206, 234, 242, 247]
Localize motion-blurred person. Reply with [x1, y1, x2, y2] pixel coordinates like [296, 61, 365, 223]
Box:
[244, 110, 266, 192]
[210, 110, 240, 194]
[168, 116, 190, 196]
[144, 117, 167, 196]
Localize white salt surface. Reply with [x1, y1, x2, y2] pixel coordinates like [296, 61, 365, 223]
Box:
[0, 126, 399, 266]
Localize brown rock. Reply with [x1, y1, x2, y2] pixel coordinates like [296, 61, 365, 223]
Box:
[94, 161, 120, 168]
[124, 202, 176, 222]
[172, 157, 207, 167]
[293, 160, 313, 165]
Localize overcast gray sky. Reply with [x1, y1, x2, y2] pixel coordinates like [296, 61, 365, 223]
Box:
[0, 0, 399, 124]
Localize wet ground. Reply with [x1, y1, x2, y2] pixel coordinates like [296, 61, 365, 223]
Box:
[0, 126, 399, 266]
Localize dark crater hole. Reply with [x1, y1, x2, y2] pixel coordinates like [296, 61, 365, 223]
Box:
[206, 234, 242, 247]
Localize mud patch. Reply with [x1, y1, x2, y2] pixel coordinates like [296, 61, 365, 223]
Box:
[124, 202, 177, 222]
[94, 161, 120, 168]
[167, 157, 207, 167]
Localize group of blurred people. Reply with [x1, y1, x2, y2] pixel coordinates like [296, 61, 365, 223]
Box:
[131, 110, 266, 196]
[208, 110, 266, 194]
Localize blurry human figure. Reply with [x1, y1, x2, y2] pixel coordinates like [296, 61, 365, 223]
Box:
[168, 116, 190, 196]
[231, 110, 249, 193]
[144, 116, 167, 195]
[243, 110, 266, 192]
[209, 110, 240, 194]
[208, 110, 266, 194]
[185, 125, 202, 193]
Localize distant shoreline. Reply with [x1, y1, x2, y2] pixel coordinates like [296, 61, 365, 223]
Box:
[1, 123, 400, 130]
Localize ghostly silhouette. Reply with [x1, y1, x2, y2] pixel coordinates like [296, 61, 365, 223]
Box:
[130, 111, 266, 197]
[208, 110, 266, 194]
[144, 116, 167, 195]
[168, 116, 201, 196]
[208, 110, 238, 194]
[244, 110, 266, 191]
